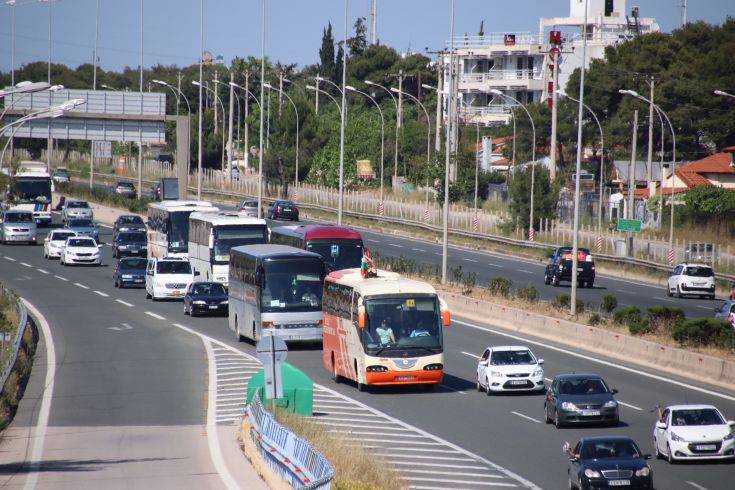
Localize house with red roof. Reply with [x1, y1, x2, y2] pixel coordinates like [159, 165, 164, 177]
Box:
[660, 147, 735, 196]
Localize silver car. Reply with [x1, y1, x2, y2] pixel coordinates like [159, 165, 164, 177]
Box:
[62, 200, 94, 223]
[714, 300, 735, 322]
[238, 199, 260, 218]
[1, 210, 38, 245]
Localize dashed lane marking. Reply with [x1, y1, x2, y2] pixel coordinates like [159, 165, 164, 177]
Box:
[412, 248, 426, 252]
[36, 268, 50, 274]
[511, 411, 542, 424]
[618, 401, 643, 411]
[74, 282, 89, 289]
[3, 256, 16, 262]
[94, 290, 110, 297]
[517, 269, 533, 274]
[54, 275, 68, 281]
[462, 351, 479, 359]
[145, 311, 166, 320]
[462, 258, 477, 263]
[20, 262, 32, 267]
[488, 263, 503, 268]
[389, 243, 404, 248]
[115, 299, 134, 307]
[686, 482, 707, 490]
[654, 296, 675, 303]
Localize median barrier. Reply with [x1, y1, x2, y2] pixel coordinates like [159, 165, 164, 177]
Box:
[443, 292, 735, 392]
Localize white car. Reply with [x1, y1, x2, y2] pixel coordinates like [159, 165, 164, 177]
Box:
[60, 236, 101, 266]
[476, 345, 545, 394]
[667, 263, 716, 299]
[654, 404, 735, 462]
[43, 229, 77, 259]
[145, 256, 195, 300]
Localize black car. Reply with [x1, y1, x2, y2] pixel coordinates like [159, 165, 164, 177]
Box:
[113, 257, 147, 288]
[112, 231, 147, 258]
[183, 282, 229, 317]
[113, 215, 146, 236]
[545, 374, 620, 427]
[566, 436, 652, 490]
[544, 246, 596, 288]
[268, 200, 299, 221]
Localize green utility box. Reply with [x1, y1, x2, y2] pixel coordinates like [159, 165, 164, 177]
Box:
[246, 362, 314, 416]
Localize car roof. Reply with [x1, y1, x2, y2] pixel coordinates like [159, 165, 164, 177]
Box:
[486, 346, 533, 352]
[580, 435, 636, 444]
[191, 281, 224, 286]
[68, 236, 95, 242]
[554, 373, 603, 380]
[666, 404, 719, 411]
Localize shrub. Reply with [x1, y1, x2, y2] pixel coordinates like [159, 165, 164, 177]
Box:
[613, 305, 641, 327]
[462, 271, 477, 294]
[628, 318, 654, 336]
[646, 306, 685, 334]
[487, 277, 512, 298]
[517, 285, 539, 303]
[552, 294, 570, 309]
[588, 313, 602, 326]
[450, 266, 464, 285]
[601, 294, 618, 314]
[672, 319, 735, 349]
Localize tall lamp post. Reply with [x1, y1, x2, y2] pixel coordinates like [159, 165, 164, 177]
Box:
[365, 80, 400, 179]
[153, 79, 192, 189]
[338, 0, 349, 226]
[346, 85, 385, 212]
[263, 83, 300, 192]
[442, 0, 456, 284]
[258, 0, 266, 218]
[193, 80, 227, 182]
[489, 89, 536, 240]
[306, 85, 342, 113]
[230, 80, 263, 178]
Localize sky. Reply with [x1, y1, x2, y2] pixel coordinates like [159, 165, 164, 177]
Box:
[2, 0, 733, 75]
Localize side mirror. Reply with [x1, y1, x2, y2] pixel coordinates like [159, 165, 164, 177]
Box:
[727, 420, 735, 427]
[655, 421, 667, 430]
[479, 360, 488, 367]
[147, 270, 153, 276]
[537, 359, 545, 365]
[98, 245, 103, 249]
[194, 271, 201, 277]
[357, 306, 366, 329]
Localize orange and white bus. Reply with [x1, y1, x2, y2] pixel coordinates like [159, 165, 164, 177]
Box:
[322, 268, 451, 391]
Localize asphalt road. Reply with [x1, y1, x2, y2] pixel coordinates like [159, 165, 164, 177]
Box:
[1, 217, 732, 489]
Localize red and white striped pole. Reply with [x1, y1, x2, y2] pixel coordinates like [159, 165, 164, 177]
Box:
[472, 216, 479, 233]
[378, 201, 384, 216]
[668, 249, 675, 265]
[529, 226, 535, 242]
[424, 207, 430, 222]
[596, 235, 603, 252]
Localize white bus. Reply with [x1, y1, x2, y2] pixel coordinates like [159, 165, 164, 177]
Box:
[146, 200, 218, 258]
[188, 212, 268, 284]
[5, 161, 53, 226]
[229, 244, 325, 343]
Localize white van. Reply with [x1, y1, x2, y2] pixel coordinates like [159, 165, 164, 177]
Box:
[145, 256, 196, 300]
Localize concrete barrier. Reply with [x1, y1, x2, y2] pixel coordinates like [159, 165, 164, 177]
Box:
[443, 292, 735, 392]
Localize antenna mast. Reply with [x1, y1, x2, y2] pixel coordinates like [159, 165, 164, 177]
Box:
[370, 0, 377, 44]
[681, 0, 687, 26]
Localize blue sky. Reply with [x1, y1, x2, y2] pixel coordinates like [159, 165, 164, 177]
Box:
[2, 0, 733, 73]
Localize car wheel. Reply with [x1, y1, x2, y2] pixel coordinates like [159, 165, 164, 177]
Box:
[485, 378, 493, 396]
[235, 319, 243, 342]
[331, 355, 340, 384]
[476, 376, 482, 392]
[587, 281, 594, 289]
[544, 273, 551, 285]
[145, 291, 151, 299]
[554, 410, 564, 429]
[114, 280, 118, 288]
[183, 304, 189, 315]
[709, 295, 716, 300]
[190, 309, 197, 317]
[552, 275, 560, 287]
[667, 286, 673, 297]
[654, 438, 662, 459]
[544, 403, 552, 423]
[666, 443, 675, 464]
[676, 286, 684, 298]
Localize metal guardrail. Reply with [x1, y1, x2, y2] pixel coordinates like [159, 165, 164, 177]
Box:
[75, 172, 735, 283]
[246, 394, 334, 490]
[0, 284, 29, 390]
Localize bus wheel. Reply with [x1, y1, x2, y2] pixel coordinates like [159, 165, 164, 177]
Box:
[355, 361, 367, 392]
[234, 316, 243, 342]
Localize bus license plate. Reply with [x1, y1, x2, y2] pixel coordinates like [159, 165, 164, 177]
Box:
[171, 291, 182, 296]
[396, 376, 415, 381]
[577, 267, 584, 271]
[608, 480, 630, 487]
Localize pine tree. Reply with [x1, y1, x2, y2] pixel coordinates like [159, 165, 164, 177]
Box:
[334, 42, 344, 83]
[347, 17, 368, 56]
[319, 23, 335, 78]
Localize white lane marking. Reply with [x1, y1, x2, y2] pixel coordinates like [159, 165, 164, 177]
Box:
[73, 282, 89, 289]
[108, 323, 133, 331]
[36, 268, 50, 274]
[434, 252, 442, 256]
[488, 263, 504, 268]
[455, 319, 735, 402]
[381, 453, 474, 462]
[654, 296, 675, 303]
[145, 311, 166, 320]
[463, 258, 478, 263]
[439, 383, 467, 395]
[686, 482, 707, 490]
[392, 461, 488, 470]
[405, 477, 516, 487]
[203, 341, 241, 490]
[21, 299, 56, 490]
[20, 262, 32, 268]
[389, 243, 404, 248]
[401, 469, 501, 478]
[615, 288, 629, 294]
[696, 305, 712, 310]
[461, 351, 479, 359]
[367, 239, 380, 243]
[517, 269, 533, 274]
[4, 256, 16, 262]
[115, 299, 134, 307]
[98, 223, 113, 229]
[54, 275, 68, 281]
[544, 377, 553, 382]
[94, 290, 109, 297]
[511, 411, 542, 424]
[618, 401, 643, 411]
[412, 248, 426, 252]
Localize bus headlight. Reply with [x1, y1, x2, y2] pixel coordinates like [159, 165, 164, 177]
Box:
[366, 365, 388, 372]
[423, 363, 444, 371]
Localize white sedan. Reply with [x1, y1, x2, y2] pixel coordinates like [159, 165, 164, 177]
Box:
[60, 237, 102, 266]
[43, 230, 77, 259]
[476, 345, 545, 395]
[653, 404, 735, 462]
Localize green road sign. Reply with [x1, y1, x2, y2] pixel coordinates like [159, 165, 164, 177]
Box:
[617, 218, 642, 233]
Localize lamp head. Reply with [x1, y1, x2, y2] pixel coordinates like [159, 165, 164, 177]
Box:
[49, 85, 64, 92]
[315, 75, 324, 81]
[152, 80, 166, 86]
[306, 85, 316, 91]
[556, 90, 567, 98]
[390, 87, 400, 94]
[714, 90, 727, 96]
[618, 89, 639, 97]
[489, 89, 503, 96]
[263, 83, 272, 89]
[364, 80, 375, 86]
[345, 85, 357, 92]
[421, 84, 436, 90]
[192, 81, 201, 86]
[229, 81, 237, 87]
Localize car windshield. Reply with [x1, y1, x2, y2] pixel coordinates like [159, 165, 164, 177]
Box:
[156, 261, 191, 274]
[51, 232, 75, 241]
[54, 170, 69, 176]
[260, 258, 323, 313]
[490, 350, 535, 365]
[685, 266, 713, 277]
[119, 216, 144, 224]
[362, 295, 442, 355]
[120, 258, 147, 270]
[581, 440, 641, 460]
[558, 378, 609, 395]
[117, 232, 146, 243]
[192, 283, 227, 296]
[671, 408, 725, 426]
[69, 219, 94, 227]
[213, 225, 268, 263]
[241, 201, 258, 208]
[5, 212, 33, 223]
[117, 182, 134, 188]
[68, 201, 90, 209]
[306, 239, 364, 271]
[68, 238, 96, 247]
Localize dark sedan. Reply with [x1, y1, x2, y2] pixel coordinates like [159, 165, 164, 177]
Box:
[268, 200, 299, 221]
[183, 282, 228, 317]
[113, 257, 147, 288]
[545, 374, 620, 427]
[112, 231, 147, 258]
[566, 436, 652, 490]
[113, 215, 146, 236]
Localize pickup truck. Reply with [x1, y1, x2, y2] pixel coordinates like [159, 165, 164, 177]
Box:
[544, 247, 596, 288]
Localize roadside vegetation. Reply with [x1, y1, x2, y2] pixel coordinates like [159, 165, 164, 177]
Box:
[55, 181, 152, 214]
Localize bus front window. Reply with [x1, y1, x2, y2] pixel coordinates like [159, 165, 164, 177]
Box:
[214, 226, 268, 263]
[12, 178, 52, 202]
[168, 212, 191, 252]
[261, 259, 323, 313]
[306, 239, 364, 271]
[362, 296, 442, 356]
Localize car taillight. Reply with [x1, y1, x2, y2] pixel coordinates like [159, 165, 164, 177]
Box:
[277, 206, 282, 212]
[293, 207, 298, 212]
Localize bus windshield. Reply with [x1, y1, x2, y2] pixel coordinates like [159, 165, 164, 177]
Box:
[11, 177, 52, 203]
[306, 239, 364, 271]
[261, 258, 323, 313]
[362, 295, 442, 356]
[214, 225, 268, 263]
[168, 211, 192, 252]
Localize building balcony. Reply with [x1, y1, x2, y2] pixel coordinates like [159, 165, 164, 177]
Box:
[458, 105, 515, 125]
[458, 71, 545, 92]
[447, 33, 545, 49]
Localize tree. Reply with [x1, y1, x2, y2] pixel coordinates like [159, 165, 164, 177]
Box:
[334, 42, 344, 83]
[347, 17, 368, 56]
[319, 23, 335, 78]
[508, 165, 560, 231]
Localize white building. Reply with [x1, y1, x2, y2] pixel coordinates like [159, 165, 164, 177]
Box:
[443, 0, 658, 126]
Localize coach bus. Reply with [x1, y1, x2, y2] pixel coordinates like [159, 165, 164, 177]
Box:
[147, 200, 218, 258]
[228, 244, 325, 343]
[322, 268, 451, 391]
[5, 161, 53, 226]
[270, 225, 364, 272]
[188, 212, 268, 284]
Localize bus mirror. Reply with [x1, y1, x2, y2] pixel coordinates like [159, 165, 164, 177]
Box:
[357, 306, 366, 329]
[440, 298, 451, 327]
[255, 267, 264, 287]
[208, 233, 214, 248]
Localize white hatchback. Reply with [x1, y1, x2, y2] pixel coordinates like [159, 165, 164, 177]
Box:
[44, 229, 77, 259]
[60, 236, 101, 266]
[145, 256, 195, 300]
[667, 263, 716, 299]
[654, 404, 735, 462]
[476, 345, 545, 395]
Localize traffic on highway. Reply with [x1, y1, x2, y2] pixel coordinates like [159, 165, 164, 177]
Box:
[0, 191, 732, 490]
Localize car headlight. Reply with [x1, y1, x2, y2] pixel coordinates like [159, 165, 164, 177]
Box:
[489, 371, 503, 378]
[532, 368, 543, 377]
[561, 402, 578, 411]
[635, 466, 651, 477]
[118, 245, 128, 249]
[670, 432, 686, 442]
[584, 469, 601, 479]
[723, 432, 734, 441]
[603, 400, 618, 408]
[121, 274, 133, 279]
[193, 300, 206, 305]
[219, 300, 229, 305]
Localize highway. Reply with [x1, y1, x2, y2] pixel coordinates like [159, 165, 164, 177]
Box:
[0, 214, 733, 489]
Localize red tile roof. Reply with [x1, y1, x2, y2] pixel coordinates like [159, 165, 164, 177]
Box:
[674, 152, 735, 189]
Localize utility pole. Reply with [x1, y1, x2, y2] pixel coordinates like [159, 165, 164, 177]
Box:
[93, 0, 100, 90]
[434, 57, 442, 153]
[278, 71, 283, 117]
[315, 73, 320, 114]
[628, 109, 638, 256]
[176, 72, 182, 116]
[228, 72, 235, 183]
[213, 71, 219, 134]
[245, 70, 250, 168]
[266, 87, 271, 149]
[397, 69, 404, 136]
[549, 50, 559, 181]
[646, 78, 654, 186]
[681, 0, 687, 26]
[370, 0, 377, 44]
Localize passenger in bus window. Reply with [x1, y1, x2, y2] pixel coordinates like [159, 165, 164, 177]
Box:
[376, 319, 396, 345]
[410, 321, 431, 338]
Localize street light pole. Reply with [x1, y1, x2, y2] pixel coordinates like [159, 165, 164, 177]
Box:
[228, 72, 235, 184]
[365, 80, 400, 178]
[194, 81, 226, 183]
[442, 0, 455, 284]
[258, 0, 266, 218]
[346, 85, 385, 211]
[714, 90, 735, 99]
[422, 82, 442, 153]
[197, 0, 204, 200]
[93, 0, 100, 90]
[337, 0, 348, 226]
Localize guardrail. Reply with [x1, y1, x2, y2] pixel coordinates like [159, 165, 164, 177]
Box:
[245, 394, 333, 489]
[72, 171, 735, 283]
[0, 284, 29, 390]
